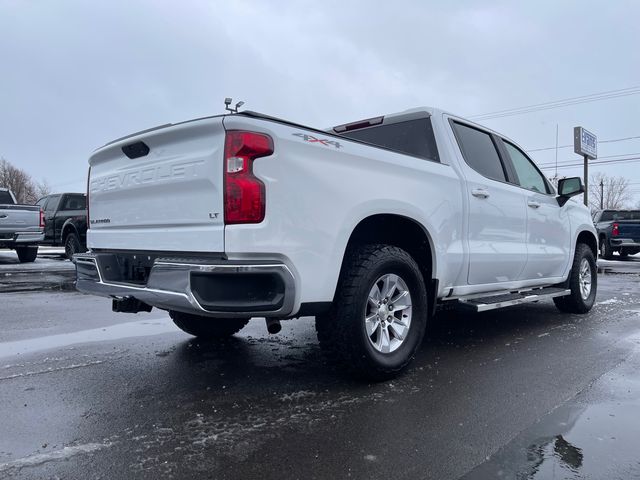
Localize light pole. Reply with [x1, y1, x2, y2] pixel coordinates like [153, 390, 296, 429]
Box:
[600, 179, 604, 210]
[583, 155, 588, 207]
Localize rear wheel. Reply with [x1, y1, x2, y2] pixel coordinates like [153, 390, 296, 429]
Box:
[16, 246, 38, 263]
[600, 238, 614, 260]
[553, 243, 597, 314]
[64, 232, 84, 260]
[169, 311, 249, 339]
[316, 244, 428, 380]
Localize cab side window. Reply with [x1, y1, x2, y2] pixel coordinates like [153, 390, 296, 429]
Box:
[44, 195, 61, 212]
[452, 122, 506, 182]
[503, 141, 551, 194]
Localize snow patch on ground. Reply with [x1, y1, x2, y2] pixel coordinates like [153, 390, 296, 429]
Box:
[0, 442, 113, 473]
[280, 390, 316, 402]
[597, 298, 621, 305]
[0, 360, 105, 381]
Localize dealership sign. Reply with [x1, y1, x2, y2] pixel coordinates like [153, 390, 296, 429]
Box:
[573, 126, 597, 159]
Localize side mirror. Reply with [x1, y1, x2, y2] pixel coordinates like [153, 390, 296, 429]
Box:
[558, 177, 584, 197]
[557, 177, 584, 206]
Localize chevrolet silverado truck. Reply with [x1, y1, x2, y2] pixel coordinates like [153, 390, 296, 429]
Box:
[75, 107, 598, 379]
[36, 192, 88, 259]
[0, 188, 44, 263]
[594, 209, 640, 259]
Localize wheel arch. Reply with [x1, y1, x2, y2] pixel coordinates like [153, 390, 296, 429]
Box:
[337, 214, 437, 310]
[61, 221, 79, 244]
[577, 229, 598, 258]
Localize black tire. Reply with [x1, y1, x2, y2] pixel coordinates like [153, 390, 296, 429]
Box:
[16, 246, 38, 263]
[64, 232, 84, 260]
[316, 244, 428, 381]
[600, 238, 614, 260]
[553, 243, 597, 314]
[169, 311, 249, 339]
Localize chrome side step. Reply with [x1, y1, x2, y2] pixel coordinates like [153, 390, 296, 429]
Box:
[454, 287, 570, 312]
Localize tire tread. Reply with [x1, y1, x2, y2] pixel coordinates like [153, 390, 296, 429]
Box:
[316, 244, 427, 380]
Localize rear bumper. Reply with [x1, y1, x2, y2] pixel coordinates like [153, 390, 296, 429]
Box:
[0, 231, 44, 247]
[14, 231, 44, 243]
[74, 252, 296, 318]
[610, 238, 640, 248]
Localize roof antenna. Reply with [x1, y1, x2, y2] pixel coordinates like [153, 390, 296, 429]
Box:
[224, 97, 245, 114]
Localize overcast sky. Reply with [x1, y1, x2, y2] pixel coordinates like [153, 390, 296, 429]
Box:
[1, 0, 639, 204]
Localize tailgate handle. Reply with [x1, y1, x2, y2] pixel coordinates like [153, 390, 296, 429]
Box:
[0, 214, 6, 218]
[122, 141, 150, 159]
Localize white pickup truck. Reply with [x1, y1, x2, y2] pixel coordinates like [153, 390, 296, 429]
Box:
[0, 188, 44, 262]
[75, 107, 598, 379]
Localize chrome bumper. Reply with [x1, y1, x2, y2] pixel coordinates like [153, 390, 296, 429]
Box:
[74, 252, 296, 318]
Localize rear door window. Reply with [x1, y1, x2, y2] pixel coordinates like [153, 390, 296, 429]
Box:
[340, 118, 440, 162]
[451, 122, 506, 182]
[60, 195, 86, 210]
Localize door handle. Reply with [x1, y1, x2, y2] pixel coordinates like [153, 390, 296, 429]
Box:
[527, 201, 541, 209]
[471, 188, 490, 199]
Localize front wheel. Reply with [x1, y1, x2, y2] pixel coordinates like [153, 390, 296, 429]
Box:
[16, 246, 38, 263]
[316, 244, 428, 380]
[169, 311, 250, 339]
[553, 243, 597, 314]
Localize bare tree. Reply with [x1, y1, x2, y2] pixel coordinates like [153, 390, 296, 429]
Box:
[0, 158, 42, 204]
[589, 172, 632, 211]
[35, 179, 52, 200]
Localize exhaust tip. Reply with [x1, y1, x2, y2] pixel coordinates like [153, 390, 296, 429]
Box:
[266, 318, 281, 334]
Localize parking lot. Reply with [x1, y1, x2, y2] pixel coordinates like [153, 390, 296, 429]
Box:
[1, 252, 639, 479]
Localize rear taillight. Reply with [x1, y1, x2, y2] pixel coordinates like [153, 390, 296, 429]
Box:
[612, 223, 619, 236]
[39, 209, 45, 229]
[224, 131, 273, 224]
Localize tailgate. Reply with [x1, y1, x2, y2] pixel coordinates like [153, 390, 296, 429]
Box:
[88, 117, 226, 252]
[618, 221, 640, 240]
[0, 205, 40, 236]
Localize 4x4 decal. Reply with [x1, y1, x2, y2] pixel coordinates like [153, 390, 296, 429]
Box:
[292, 133, 342, 149]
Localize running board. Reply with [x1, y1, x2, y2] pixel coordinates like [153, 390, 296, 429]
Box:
[454, 287, 570, 312]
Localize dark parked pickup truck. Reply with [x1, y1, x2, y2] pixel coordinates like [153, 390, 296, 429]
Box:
[36, 193, 88, 259]
[594, 209, 640, 259]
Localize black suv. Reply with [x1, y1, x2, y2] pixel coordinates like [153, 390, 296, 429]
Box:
[36, 193, 88, 259]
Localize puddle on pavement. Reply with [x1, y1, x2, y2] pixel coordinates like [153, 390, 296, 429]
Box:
[463, 367, 640, 479]
[0, 317, 177, 359]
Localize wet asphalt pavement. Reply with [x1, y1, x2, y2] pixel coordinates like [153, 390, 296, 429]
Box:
[1, 255, 640, 479]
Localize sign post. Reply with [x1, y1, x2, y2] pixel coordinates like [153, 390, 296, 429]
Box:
[573, 127, 597, 207]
